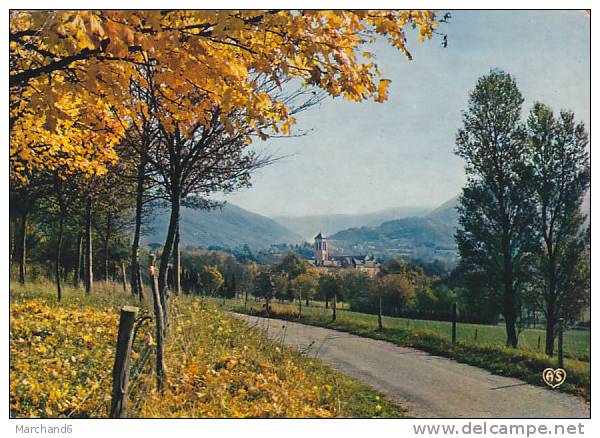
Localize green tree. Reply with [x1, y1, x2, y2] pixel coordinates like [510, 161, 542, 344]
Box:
[290, 271, 319, 316]
[526, 103, 591, 355]
[340, 270, 373, 312]
[455, 70, 537, 348]
[275, 253, 307, 279]
[318, 272, 341, 321]
[273, 273, 289, 303]
[255, 269, 275, 314]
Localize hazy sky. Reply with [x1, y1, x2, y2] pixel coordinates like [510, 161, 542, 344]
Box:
[219, 10, 590, 217]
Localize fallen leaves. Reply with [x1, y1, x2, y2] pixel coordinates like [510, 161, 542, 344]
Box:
[10, 288, 379, 418]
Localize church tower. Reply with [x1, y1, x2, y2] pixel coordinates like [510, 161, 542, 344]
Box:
[314, 232, 328, 266]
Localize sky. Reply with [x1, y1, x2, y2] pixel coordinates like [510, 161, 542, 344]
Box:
[219, 10, 590, 218]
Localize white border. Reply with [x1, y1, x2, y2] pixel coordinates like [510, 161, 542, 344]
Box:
[2, 2, 596, 437]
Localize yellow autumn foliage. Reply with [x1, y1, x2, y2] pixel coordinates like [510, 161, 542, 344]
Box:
[10, 10, 437, 181]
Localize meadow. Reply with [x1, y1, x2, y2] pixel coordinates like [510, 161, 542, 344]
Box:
[227, 298, 590, 359]
[225, 297, 590, 400]
[10, 280, 404, 418]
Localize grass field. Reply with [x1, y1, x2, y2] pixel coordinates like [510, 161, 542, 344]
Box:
[226, 298, 590, 360]
[223, 297, 590, 400]
[10, 280, 406, 418]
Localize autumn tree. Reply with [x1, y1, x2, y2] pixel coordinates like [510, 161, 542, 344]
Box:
[46, 171, 82, 300]
[381, 274, 416, 317]
[152, 113, 272, 323]
[10, 10, 439, 181]
[9, 175, 50, 284]
[111, 63, 163, 300]
[198, 265, 224, 297]
[526, 103, 591, 355]
[92, 182, 135, 284]
[9, 10, 442, 391]
[74, 172, 125, 294]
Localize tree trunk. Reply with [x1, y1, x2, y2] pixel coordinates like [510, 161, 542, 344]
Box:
[545, 298, 557, 356]
[502, 231, 518, 348]
[121, 262, 128, 293]
[149, 255, 166, 392]
[9, 219, 15, 266]
[104, 211, 112, 282]
[298, 291, 302, 316]
[130, 158, 146, 300]
[73, 233, 83, 287]
[544, 252, 558, 356]
[158, 192, 180, 331]
[172, 223, 181, 296]
[325, 297, 329, 309]
[55, 209, 65, 302]
[17, 209, 28, 284]
[545, 317, 556, 357]
[504, 309, 518, 348]
[84, 196, 93, 294]
[79, 233, 86, 285]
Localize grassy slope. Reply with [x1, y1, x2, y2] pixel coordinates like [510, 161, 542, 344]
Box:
[10, 280, 405, 418]
[272, 302, 590, 360]
[227, 299, 590, 401]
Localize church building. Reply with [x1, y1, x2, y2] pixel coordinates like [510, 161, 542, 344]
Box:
[314, 232, 329, 266]
[312, 232, 380, 276]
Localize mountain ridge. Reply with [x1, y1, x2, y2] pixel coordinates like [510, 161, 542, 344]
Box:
[326, 197, 459, 263]
[143, 203, 303, 250]
[274, 205, 433, 240]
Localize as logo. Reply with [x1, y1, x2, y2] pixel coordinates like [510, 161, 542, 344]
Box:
[542, 368, 567, 389]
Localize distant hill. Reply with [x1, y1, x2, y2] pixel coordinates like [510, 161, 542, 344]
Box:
[327, 197, 459, 263]
[274, 206, 432, 240]
[327, 191, 590, 263]
[143, 203, 302, 250]
[426, 195, 459, 225]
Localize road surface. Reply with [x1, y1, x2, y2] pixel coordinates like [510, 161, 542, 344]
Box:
[233, 313, 590, 418]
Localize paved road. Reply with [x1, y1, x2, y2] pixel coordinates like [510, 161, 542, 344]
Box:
[233, 313, 590, 418]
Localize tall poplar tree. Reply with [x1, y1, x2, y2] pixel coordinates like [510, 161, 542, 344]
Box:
[455, 70, 537, 348]
[526, 103, 590, 355]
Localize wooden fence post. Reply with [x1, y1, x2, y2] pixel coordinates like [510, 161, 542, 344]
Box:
[537, 335, 541, 351]
[558, 318, 564, 369]
[451, 302, 457, 346]
[149, 255, 166, 392]
[110, 305, 139, 418]
[474, 328, 478, 342]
